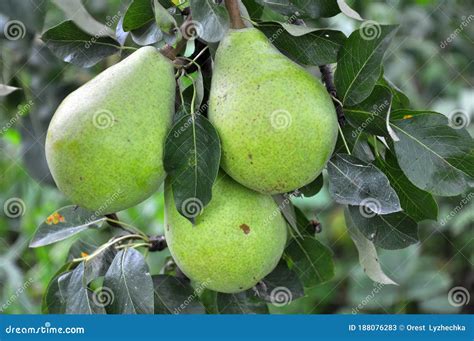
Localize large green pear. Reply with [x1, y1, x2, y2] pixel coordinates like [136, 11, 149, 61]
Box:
[209, 28, 338, 194]
[46, 47, 175, 214]
[165, 173, 287, 293]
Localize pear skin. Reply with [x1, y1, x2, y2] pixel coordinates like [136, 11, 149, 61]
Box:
[46, 47, 175, 213]
[209, 28, 338, 194]
[165, 173, 287, 293]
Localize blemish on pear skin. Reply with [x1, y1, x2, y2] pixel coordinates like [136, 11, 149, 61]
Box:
[240, 224, 251, 234]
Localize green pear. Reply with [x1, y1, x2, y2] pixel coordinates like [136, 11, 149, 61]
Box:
[165, 173, 287, 293]
[46, 47, 175, 214]
[208, 28, 338, 194]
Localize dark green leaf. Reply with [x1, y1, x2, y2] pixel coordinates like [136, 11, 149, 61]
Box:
[153, 275, 206, 314]
[130, 21, 163, 45]
[122, 0, 155, 32]
[347, 205, 419, 250]
[65, 262, 105, 314]
[42, 263, 75, 314]
[242, 0, 265, 19]
[258, 22, 345, 66]
[272, 194, 302, 238]
[30, 206, 106, 248]
[254, 261, 304, 304]
[41, 20, 121, 68]
[284, 237, 334, 288]
[0, 0, 47, 32]
[299, 174, 323, 197]
[375, 151, 438, 222]
[189, 0, 230, 43]
[377, 74, 410, 110]
[293, 205, 316, 237]
[391, 113, 474, 196]
[345, 85, 392, 136]
[344, 210, 397, 285]
[327, 154, 401, 214]
[103, 248, 154, 314]
[335, 24, 398, 106]
[164, 114, 221, 223]
[217, 290, 269, 314]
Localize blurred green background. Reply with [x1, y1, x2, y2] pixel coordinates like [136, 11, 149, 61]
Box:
[0, 0, 472, 314]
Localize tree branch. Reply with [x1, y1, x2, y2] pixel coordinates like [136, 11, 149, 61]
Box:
[225, 0, 246, 29]
[319, 65, 346, 126]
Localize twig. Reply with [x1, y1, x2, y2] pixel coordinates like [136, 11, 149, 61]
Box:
[224, 0, 246, 29]
[148, 235, 167, 252]
[160, 15, 194, 60]
[319, 64, 346, 126]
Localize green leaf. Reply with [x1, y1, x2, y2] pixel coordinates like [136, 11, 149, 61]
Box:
[377, 74, 410, 110]
[130, 21, 163, 45]
[122, 0, 155, 32]
[344, 210, 397, 285]
[103, 248, 154, 314]
[153, 0, 177, 34]
[51, 0, 115, 37]
[327, 154, 401, 214]
[164, 114, 221, 223]
[347, 205, 419, 250]
[189, 0, 230, 43]
[299, 174, 323, 197]
[65, 262, 106, 314]
[42, 263, 75, 314]
[30, 206, 106, 248]
[258, 22, 346, 66]
[284, 237, 334, 288]
[345, 85, 393, 136]
[217, 290, 269, 314]
[335, 24, 398, 106]
[153, 275, 206, 314]
[391, 113, 474, 196]
[254, 261, 304, 304]
[272, 194, 302, 238]
[337, 0, 363, 21]
[256, 0, 340, 18]
[375, 151, 438, 222]
[41, 20, 121, 68]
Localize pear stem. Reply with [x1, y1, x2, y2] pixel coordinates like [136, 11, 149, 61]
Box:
[225, 0, 246, 29]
